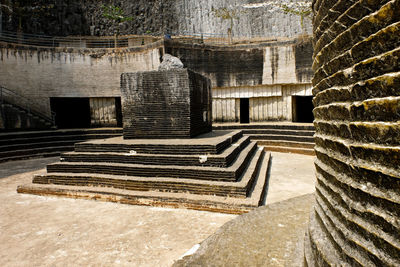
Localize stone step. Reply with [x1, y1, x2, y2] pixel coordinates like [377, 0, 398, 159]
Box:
[61, 136, 251, 167]
[0, 128, 123, 140]
[0, 146, 74, 163]
[18, 152, 271, 214]
[0, 133, 120, 147]
[33, 147, 266, 198]
[261, 146, 315, 156]
[213, 124, 314, 131]
[0, 140, 83, 153]
[47, 142, 258, 182]
[256, 140, 315, 149]
[248, 134, 315, 143]
[0, 128, 123, 162]
[75, 130, 243, 155]
[242, 129, 315, 136]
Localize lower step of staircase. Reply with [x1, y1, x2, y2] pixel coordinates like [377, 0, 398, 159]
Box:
[0, 146, 74, 163]
[262, 146, 315, 156]
[17, 152, 271, 214]
[248, 134, 315, 143]
[256, 140, 315, 156]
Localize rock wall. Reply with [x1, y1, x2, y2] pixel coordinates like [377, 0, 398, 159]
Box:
[2, 0, 311, 38]
[305, 0, 400, 265]
[166, 37, 313, 88]
[0, 41, 162, 116]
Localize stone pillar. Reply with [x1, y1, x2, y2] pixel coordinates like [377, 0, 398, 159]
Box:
[120, 69, 212, 139]
[305, 0, 400, 265]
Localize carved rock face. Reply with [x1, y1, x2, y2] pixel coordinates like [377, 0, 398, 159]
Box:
[158, 54, 184, 71]
[305, 0, 400, 266]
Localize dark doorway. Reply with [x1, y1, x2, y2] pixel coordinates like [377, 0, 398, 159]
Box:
[240, 98, 250, 123]
[292, 96, 314, 123]
[50, 97, 91, 128]
[115, 97, 123, 127]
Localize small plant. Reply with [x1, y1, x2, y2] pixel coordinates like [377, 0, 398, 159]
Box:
[275, 2, 312, 33]
[102, 4, 133, 48]
[211, 7, 241, 44]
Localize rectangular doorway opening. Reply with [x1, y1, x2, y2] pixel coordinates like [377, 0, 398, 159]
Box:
[240, 98, 250, 123]
[50, 97, 91, 129]
[292, 96, 314, 123]
[115, 97, 123, 127]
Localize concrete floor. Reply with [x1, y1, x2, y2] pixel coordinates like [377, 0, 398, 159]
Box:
[0, 152, 316, 266]
[266, 152, 316, 205]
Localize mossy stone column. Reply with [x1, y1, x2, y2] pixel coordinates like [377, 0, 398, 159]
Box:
[305, 0, 400, 265]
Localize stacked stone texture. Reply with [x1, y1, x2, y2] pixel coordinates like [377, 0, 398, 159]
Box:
[305, 0, 400, 266]
[121, 69, 212, 139]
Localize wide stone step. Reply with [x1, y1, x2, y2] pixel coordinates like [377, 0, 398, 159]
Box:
[0, 128, 123, 140]
[18, 152, 271, 214]
[0, 133, 121, 147]
[47, 142, 258, 182]
[61, 136, 251, 167]
[0, 138, 116, 152]
[248, 134, 315, 143]
[74, 130, 243, 155]
[33, 147, 266, 198]
[0, 146, 74, 162]
[256, 140, 315, 149]
[261, 146, 315, 156]
[213, 124, 314, 131]
[242, 129, 315, 136]
[0, 152, 62, 162]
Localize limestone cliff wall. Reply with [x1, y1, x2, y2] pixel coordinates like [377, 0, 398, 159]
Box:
[305, 0, 400, 265]
[2, 0, 311, 38]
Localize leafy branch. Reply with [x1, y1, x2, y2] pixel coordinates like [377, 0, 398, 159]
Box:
[102, 4, 133, 47]
[275, 2, 312, 32]
[102, 5, 133, 24]
[211, 7, 243, 43]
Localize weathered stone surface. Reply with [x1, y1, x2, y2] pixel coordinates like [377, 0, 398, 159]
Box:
[120, 69, 212, 139]
[306, 0, 400, 265]
[173, 194, 315, 267]
[158, 54, 184, 71]
[3, 0, 312, 38]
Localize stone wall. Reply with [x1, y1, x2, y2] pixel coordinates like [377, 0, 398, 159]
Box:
[2, 0, 311, 38]
[212, 84, 313, 122]
[305, 0, 400, 265]
[0, 41, 162, 116]
[166, 37, 313, 88]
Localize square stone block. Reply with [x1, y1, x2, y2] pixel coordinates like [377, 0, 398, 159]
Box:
[121, 69, 212, 139]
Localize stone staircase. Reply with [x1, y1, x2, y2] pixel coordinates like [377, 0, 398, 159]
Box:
[0, 128, 122, 162]
[0, 85, 55, 131]
[18, 130, 271, 214]
[1, 102, 54, 130]
[213, 123, 315, 155]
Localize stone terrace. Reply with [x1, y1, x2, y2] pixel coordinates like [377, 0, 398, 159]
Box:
[18, 130, 271, 214]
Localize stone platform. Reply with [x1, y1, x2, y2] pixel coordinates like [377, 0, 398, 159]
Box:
[18, 130, 271, 214]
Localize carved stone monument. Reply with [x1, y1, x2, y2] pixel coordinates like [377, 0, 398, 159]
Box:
[121, 69, 212, 139]
[18, 68, 270, 214]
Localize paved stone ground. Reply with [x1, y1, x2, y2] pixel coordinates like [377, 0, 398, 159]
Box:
[0, 152, 315, 266]
[265, 152, 316, 205]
